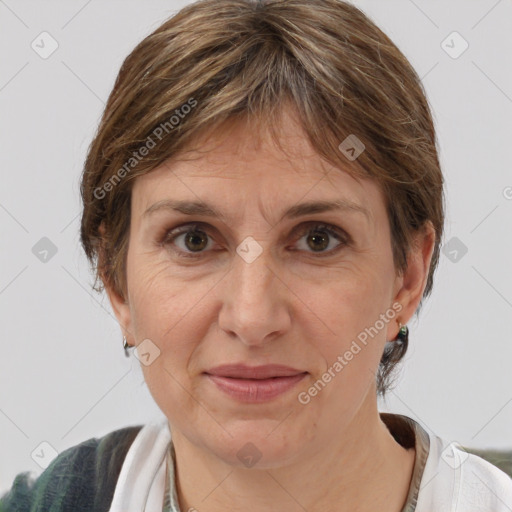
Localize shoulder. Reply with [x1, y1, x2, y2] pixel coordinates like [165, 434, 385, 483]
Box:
[458, 449, 512, 510]
[0, 425, 143, 512]
[418, 434, 512, 511]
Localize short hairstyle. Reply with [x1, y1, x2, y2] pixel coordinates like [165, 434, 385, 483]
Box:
[80, 0, 445, 396]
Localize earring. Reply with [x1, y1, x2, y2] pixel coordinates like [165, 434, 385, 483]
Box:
[395, 322, 409, 344]
[123, 335, 131, 357]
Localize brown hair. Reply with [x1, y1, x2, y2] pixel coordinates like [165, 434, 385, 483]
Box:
[80, 0, 444, 396]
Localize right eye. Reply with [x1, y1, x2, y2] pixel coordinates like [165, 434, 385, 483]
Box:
[160, 223, 218, 259]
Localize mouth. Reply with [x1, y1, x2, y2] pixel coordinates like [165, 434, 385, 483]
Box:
[204, 364, 308, 402]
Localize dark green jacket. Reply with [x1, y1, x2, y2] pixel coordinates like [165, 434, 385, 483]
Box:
[0, 426, 142, 512]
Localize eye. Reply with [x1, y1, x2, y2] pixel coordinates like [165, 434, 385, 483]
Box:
[291, 223, 348, 255]
[159, 221, 349, 259]
[160, 223, 216, 258]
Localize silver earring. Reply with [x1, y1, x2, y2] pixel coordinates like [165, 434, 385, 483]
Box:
[123, 335, 131, 357]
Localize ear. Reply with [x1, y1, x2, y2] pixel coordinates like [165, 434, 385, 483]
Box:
[98, 223, 135, 345]
[387, 221, 436, 341]
[105, 276, 135, 345]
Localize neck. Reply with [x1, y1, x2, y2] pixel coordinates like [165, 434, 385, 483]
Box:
[170, 394, 416, 512]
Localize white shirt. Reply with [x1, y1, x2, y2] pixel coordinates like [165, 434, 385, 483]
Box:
[108, 413, 512, 512]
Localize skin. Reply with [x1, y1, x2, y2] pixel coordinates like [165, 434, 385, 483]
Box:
[105, 107, 435, 512]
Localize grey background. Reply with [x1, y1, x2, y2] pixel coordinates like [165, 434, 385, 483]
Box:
[1, 0, 511, 493]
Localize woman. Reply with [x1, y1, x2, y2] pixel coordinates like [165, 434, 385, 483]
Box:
[2, 0, 511, 510]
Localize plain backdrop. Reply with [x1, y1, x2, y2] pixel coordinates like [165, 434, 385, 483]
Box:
[1, 0, 511, 494]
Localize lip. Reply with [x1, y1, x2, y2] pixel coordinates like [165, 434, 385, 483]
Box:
[204, 364, 308, 403]
[205, 364, 305, 379]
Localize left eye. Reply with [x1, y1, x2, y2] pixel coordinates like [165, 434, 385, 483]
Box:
[291, 223, 347, 255]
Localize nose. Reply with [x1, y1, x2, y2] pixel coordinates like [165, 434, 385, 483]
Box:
[217, 248, 292, 347]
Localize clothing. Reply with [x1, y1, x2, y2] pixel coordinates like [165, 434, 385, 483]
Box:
[0, 426, 141, 512]
[1, 413, 511, 511]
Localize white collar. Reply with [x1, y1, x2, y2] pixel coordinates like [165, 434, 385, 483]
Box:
[109, 420, 172, 512]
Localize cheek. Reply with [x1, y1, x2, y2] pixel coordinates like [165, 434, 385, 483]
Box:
[127, 257, 216, 376]
[295, 259, 391, 341]
[294, 262, 391, 393]
[128, 267, 205, 418]
[127, 248, 191, 329]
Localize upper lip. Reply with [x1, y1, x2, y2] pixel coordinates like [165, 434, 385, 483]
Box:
[205, 364, 307, 379]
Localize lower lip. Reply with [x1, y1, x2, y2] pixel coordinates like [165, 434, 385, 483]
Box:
[205, 373, 308, 403]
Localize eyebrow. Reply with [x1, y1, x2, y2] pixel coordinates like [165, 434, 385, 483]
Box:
[142, 198, 370, 223]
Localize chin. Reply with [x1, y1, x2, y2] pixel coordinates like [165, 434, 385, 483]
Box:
[207, 422, 304, 470]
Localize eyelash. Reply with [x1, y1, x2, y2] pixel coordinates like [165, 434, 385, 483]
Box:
[158, 222, 350, 259]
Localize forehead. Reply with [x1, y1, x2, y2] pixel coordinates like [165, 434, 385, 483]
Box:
[131, 109, 384, 224]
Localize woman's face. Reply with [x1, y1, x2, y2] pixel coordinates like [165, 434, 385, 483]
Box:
[108, 111, 430, 468]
